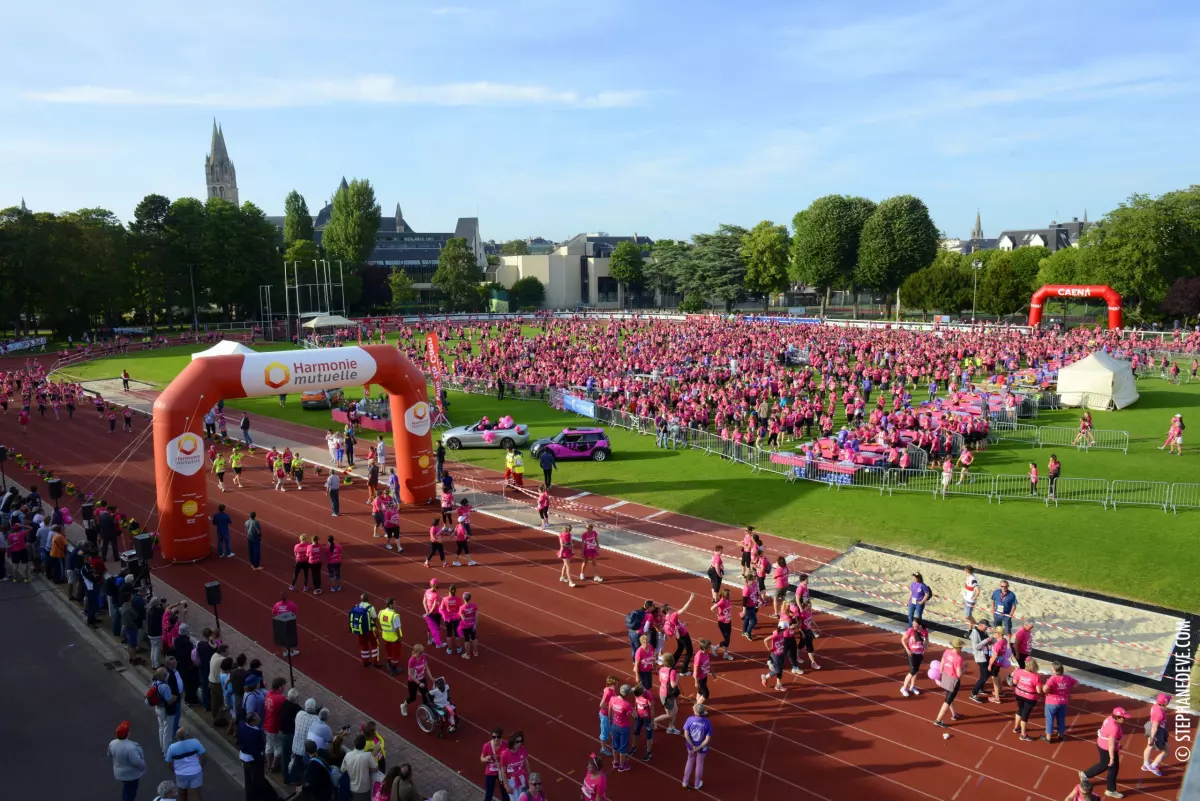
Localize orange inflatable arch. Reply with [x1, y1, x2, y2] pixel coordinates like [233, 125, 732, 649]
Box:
[1028, 284, 1122, 329]
[152, 345, 436, 562]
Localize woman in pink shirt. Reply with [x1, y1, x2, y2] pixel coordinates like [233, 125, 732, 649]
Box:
[439, 584, 464, 657]
[306, 536, 324, 596]
[500, 730, 529, 798]
[536, 486, 551, 529]
[661, 594, 695, 676]
[899, 621, 927, 697]
[556, 525, 576, 588]
[578, 523, 601, 582]
[580, 753, 607, 801]
[480, 727, 506, 801]
[986, 628, 1011, 703]
[1082, 707, 1127, 798]
[289, 534, 310, 592]
[1009, 657, 1041, 741]
[771, 556, 789, 618]
[1143, 692, 1171, 777]
[632, 635, 656, 692]
[326, 536, 343, 592]
[1041, 661, 1078, 743]
[707, 545, 725, 602]
[399, 644, 431, 717]
[652, 654, 682, 735]
[710, 588, 735, 660]
[459, 592, 480, 660]
[425, 517, 448, 568]
[423, 579, 445, 649]
[692, 639, 713, 704]
[597, 676, 618, 756]
[452, 515, 476, 566]
[933, 638, 966, 729]
[383, 502, 402, 552]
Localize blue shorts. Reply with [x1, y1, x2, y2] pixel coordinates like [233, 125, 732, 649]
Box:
[769, 653, 785, 676]
[610, 725, 631, 755]
[634, 716, 654, 740]
[175, 773, 203, 790]
[123, 627, 139, 648]
[599, 712, 610, 743]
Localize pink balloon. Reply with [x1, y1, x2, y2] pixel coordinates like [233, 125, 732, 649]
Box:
[482, 431, 496, 443]
[927, 666, 941, 682]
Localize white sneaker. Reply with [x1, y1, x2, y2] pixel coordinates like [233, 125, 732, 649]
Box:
[568, 582, 577, 588]
[900, 686, 910, 697]
[446, 647, 452, 655]
[452, 561, 461, 567]
[385, 543, 393, 551]
[695, 781, 703, 790]
[594, 576, 603, 583]
[400, 702, 407, 716]
[396, 546, 404, 552]
[559, 576, 567, 583]
[911, 687, 920, 695]
[467, 560, 477, 566]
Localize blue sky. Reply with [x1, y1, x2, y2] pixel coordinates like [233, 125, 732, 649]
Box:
[2, 0, 1197, 242]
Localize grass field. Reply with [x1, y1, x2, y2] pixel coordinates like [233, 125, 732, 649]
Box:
[58, 343, 1200, 610]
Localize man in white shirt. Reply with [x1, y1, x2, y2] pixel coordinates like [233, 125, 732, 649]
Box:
[341, 734, 379, 801]
[962, 565, 981, 629]
[375, 436, 387, 469]
[306, 707, 333, 751]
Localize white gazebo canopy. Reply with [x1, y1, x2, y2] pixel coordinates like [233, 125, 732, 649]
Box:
[190, 340, 257, 360]
[302, 315, 355, 330]
[1056, 351, 1140, 410]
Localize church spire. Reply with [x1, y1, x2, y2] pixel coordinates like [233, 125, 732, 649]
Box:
[19, 197, 28, 213]
[970, 209, 984, 240]
[338, 176, 349, 193]
[205, 119, 238, 205]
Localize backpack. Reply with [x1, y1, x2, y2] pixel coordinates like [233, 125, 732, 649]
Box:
[349, 605, 369, 635]
[145, 682, 163, 707]
[625, 609, 645, 631]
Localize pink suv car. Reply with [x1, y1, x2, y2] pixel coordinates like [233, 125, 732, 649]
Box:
[530, 427, 612, 462]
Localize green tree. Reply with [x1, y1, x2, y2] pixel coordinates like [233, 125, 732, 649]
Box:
[741, 220, 791, 310]
[283, 190, 313, 246]
[608, 240, 645, 306]
[321, 178, 381, 265]
[510, 275, 546, 309]
[855, 195, 939, 312]
[164, 197, 207, 328]
[1037, 246, 1098, 287]
[645, 239, 689, 299]
[388, 268, 418, 310]
[691, 224, 748, 312]
[129, 194, 172, 324]
[791, 195, 876, 316]
[500, 239, 530, 256]
[432, 237, 482, 311]
[284, 238, 319, 266]
[977, 252, 1031, 317]
[899, 266, 933, 320]
[922, 251, 975, 316]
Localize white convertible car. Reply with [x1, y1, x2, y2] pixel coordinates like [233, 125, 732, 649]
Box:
[440, 420, 531, 450]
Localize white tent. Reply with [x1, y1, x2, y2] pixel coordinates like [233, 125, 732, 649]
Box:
[190, 340, 257, 361]
[1056, 351, 1139, 410]
[302, 315, 355, 330]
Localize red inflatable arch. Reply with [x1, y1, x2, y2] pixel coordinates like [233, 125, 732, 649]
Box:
[1029, 284, 1122, 329]
[152, 345, 436, 562]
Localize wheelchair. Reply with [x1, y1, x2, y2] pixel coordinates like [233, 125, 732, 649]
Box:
[414, 677, 457, 738]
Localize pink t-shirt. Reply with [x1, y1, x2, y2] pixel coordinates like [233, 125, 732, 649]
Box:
[1012, 668, 1039, 700]
[1043, 674, 1078, 705]
[581, 771, 607, 801]
[598, 686, 615, 713]
[664, 611, 688, 638]
[1096, 716, 1123, 750]
[272, 600, 297, 616]
[693, 651, 711, 679]
[711, 552, 723, 572]
[608, 696, 633, 728]
[941, 647, 963, 679]
[657, 666, 677, 698]
[500, 746, 528, 784]
[537, 492, 549, 510]
[460, 602, 478, 629]
[306, 543, 324, 564]
[423, 589, 441, 615]
[441, 490, 453, 508]
[458, 505, 472, 524]
[904, 628, 926, 655]
[481, 741, 502, 776]
[440, 595, 462, 620]
[772, 565, 789, 589]
[454, 523, 468, 542]
[407, 653, 427, 683]
[1150, 704, 1167, 727]
[635, 645, 656, 673]
[714, 598, 732, 624]
[429, 525, 443, 543]
[634, 694, 652, 719]
[1014, 626, 1033, 655]
[327, 543, 343, 564]
[293, 543, 308, 563]
[581, 528, 599, 554]
[768, 630, 787, 656]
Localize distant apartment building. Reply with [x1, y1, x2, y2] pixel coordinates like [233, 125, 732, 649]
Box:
[495, 232, 654, 309]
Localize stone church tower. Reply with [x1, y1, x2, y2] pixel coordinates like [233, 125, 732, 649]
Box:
[205, 119, 238, 205]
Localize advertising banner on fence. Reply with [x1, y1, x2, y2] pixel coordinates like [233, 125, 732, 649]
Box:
[425, 332, 447, 415]
[562, 394, 596, 418]
[2, 336, 47, 354]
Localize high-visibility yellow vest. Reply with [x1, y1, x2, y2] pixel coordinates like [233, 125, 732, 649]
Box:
[513, 454, 525, 474]
[505, 451, 515, 470]
[379, 608, 401, 642]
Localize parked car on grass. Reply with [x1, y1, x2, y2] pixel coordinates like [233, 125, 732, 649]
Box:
[301, 388, 344, 410]
[530, 428, 611, 461]
[441, 420, 531, 450]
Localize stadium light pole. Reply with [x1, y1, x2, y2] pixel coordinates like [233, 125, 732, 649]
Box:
[971, 259, 983, 322]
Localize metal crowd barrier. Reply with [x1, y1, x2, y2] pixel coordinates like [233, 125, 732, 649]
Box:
[1110, 480, 1171, 512]
[992, 473, 1048, 504]
[1047, 477, 1111, 509]
[1169, 482, 1200, 513]
[988, 423, 1040, 446]
[1033, 425, 1130, 454]
[886, 468, 943, 497]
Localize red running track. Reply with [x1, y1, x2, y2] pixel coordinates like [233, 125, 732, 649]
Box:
[4, 411, 1185, 801]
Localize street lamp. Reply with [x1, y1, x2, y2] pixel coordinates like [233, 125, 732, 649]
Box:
[971, 259, 983, 322]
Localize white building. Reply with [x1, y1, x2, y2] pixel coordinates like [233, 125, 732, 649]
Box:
[494, 233, 653, 309]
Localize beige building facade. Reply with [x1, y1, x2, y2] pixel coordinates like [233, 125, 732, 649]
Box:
[495, 232, 652, 309]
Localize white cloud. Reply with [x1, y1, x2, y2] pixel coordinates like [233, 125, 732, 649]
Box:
[21, 75, 646, 109]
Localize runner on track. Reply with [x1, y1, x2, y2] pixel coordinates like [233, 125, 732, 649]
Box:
[459, 591, 479, 660]
[579, 523, 602, 583]
[556, 525, 576, 588]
